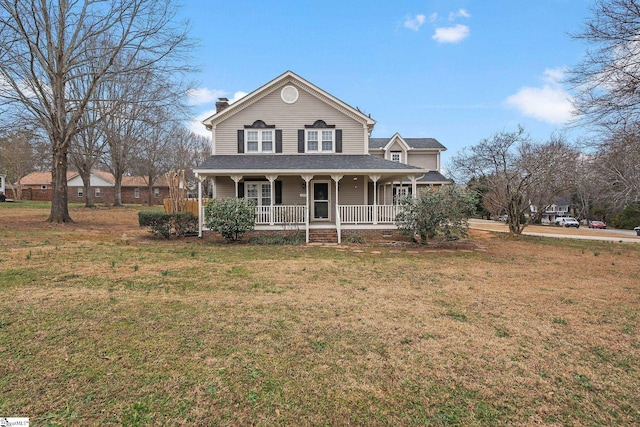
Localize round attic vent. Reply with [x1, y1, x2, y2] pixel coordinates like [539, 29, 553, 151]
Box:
[281, 85, 299, 104]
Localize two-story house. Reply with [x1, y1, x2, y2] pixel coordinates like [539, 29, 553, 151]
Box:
[194, 71, 450, 243]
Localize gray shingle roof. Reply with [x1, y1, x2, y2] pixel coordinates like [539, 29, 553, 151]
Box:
[195, 154, 424, 172]
[369, 137, 445, 150]
[402, 170, 451, 183]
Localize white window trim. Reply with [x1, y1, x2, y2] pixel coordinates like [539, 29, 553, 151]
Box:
[94, 188, 101, 198]
[153, 188, 160, 198]
[245, 181, 272, 206]
[306, 129, 335, 153]
[393, 185, 412, 205]
[245, 129, 275, 153]
[134, 188, 140, 199]
[391, 151, 402, 162]
[77, 188, 83, 198]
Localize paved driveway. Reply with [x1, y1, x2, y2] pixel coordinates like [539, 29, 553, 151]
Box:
[469, 219, 640, 243]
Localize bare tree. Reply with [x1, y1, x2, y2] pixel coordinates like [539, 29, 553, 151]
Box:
[0, 130, 39, 200]
[0, 0, 194, 222]
[594, 129, 640, 211]
[569, 0, 640, 130]
[130, 120, 173, 206]
[451, 126, 577, 235]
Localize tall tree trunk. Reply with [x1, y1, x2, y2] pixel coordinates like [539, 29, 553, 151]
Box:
[48, 148, 73, 223]
[147, 182, 153, 206]
[114, 175, 123, 207]
[81, 169, 93, 207]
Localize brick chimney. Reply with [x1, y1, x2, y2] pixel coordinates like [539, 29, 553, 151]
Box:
[215, 97, 229, 113]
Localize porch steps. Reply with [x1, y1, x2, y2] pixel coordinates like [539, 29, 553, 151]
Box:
[308, 228, 338, 244]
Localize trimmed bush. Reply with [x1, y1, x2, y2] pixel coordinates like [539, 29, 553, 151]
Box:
[204, 198, 256, 242]
[138, 211, 197, 238]
[395, 186, 477, 243]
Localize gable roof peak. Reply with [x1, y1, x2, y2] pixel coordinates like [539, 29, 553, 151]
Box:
[201, 70, 376, 129]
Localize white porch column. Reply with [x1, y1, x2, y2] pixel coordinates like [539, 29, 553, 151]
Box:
[301, 175, 314, 243]
[197, 175, 203, 238]
[410, 176, 418, 199]
[331, 175, 343, 244]
[266, 174, 278, 225]
[369, 175, 380, 225]
[230, 175, 243, 198]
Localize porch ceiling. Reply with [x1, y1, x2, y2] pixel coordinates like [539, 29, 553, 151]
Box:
[194, 154, 425, 177]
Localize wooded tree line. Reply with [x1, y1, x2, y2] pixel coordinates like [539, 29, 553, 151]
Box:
[0, 0, 202, 221]
[0, 121, 209, 206]
[453, 0, 640, 234]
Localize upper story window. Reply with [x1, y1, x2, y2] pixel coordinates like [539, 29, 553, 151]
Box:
[246, 130, 274, 153]
[300, 120, 341, 153]
[391, 151, 401, 162]
[240, 120, 280, 154]
[307, 129, 334, 152]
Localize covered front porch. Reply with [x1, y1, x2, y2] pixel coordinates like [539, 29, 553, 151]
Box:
[193, 154, 426, 243]
[196, 174, 417, 243]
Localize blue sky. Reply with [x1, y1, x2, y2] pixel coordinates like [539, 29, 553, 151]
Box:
[181, 0, 594, 168]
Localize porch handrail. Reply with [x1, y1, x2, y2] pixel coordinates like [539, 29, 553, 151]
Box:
[255, 205, 306, 225]
[339, 205, 400, 224]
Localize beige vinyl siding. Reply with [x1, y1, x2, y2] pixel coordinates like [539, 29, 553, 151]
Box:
[407, 152, 438, 170]
[386, 141, 405, 153]
[214, 83, 366, 155]
[337, 175, 366, 205]
[214, 177, 236, 199]
[280, 176, 306, 205]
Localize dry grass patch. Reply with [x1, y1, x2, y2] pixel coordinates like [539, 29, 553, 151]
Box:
[0, 203, 639, 425]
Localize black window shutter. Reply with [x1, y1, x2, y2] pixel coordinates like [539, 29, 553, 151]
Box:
[275, 130, 282, 153]
[237, 130, 244, 153]
[335, 129, 342, 153]
[275, 180, 282, 204]
[298, 130, 305, 153]
[237, 182, 244, 198]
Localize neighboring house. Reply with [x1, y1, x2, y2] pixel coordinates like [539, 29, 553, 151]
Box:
[530, 199, 570, 224]
[0, 173, 5, 195]
[15, 170, 169, 205]
[194, 71, 450, 243]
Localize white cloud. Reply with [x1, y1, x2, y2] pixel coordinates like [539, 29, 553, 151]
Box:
[505, 68, 574, 125]
[186, 91, 248, 137]
[404, 14, 426, 31]
[187, 87, 226, 105]
[432, 24, 470, 43]
[228, 91, 248, 103]
[429, 12, 438, 23]
[449, 9, 471, 21]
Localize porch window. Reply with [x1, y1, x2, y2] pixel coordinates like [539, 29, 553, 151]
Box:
[246, 182, 271, 206]
[393, 185, 412, 204]
[307, 129, 334, 152]
[246, 130, 274, 153]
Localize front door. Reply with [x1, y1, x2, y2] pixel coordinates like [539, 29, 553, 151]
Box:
[312, 182, 330, 220]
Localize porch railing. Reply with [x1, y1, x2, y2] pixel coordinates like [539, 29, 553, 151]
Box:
[339, 205, 401, 224]
[255, 205, 306, 225]
[253, 205, 401, 226]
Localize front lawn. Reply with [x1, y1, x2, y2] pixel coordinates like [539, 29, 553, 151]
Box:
[1, 206, 639, 425]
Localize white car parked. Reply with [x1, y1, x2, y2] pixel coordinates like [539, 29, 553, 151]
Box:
[555, 217, 580, 228]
